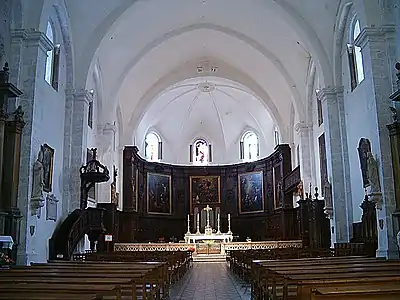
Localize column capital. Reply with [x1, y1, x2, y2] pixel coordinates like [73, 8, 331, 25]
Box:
[317, 86, 344, 104]
[295, 122, 312, 133]
[98, 122, 117, 135]
[355, 25, 396, 49]
[73, 89, 93, 105]
[23, 29, 53, 53]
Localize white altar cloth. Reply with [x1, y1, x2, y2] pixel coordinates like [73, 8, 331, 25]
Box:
[184, 232, 233, 244]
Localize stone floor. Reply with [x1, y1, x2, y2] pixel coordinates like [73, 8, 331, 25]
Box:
[169, 262, 251, 300]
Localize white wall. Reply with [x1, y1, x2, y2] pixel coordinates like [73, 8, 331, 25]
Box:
[29, 8, 68, 262]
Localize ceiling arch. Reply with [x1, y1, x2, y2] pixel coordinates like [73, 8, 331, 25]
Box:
[71, 0, 335, 90]
[119, 58, 288, 145]
[107, 23, 305, 121]
[136, 77, 278, 164]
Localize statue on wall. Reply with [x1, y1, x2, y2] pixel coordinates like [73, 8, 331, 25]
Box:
[32, 147, 44, 199]
[367, 152, 381, 194]
[323, 180, 333, 219]
[366, 151, 383, 209]
[31, 146, 45, 216]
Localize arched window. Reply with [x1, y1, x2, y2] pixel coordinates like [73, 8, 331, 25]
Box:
[190, 139, 211, 165]
[347, 18, 364, 90]
[44, 20, 61, 90]
[44, 21, 54, 85]
[240, 131, 259, 161]
[145, 132, 162, 161]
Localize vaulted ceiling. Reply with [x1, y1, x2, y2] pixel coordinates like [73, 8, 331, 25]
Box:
[64, 0, 339, 146]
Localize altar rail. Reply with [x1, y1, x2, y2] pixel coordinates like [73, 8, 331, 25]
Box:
[223, 240, 302, 251]
[113, 240, 302, 252]
[114, 243, 196, 252]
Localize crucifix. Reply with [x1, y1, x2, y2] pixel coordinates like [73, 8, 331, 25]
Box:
[203, 204, 213, 229]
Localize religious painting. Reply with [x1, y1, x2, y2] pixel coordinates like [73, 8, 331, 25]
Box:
[147, 173, 172, 215]
[238, 171, 264, 214]
[42, 144, 54, 192]
[358, 138, 372, 188]
[190, 176, 220, 208]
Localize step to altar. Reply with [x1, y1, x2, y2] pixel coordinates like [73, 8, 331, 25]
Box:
[192, 253, 227, 262]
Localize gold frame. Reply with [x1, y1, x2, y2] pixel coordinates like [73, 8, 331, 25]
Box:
[238, 171, 264, 214]
[42, 143, 55, 193]
[146, 172, 172, 215]
[189, 175, 221, 212]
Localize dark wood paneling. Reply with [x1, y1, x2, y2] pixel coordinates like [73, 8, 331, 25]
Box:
[121, 144, 298, 242]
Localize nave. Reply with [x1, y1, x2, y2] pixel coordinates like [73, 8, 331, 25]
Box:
[170, 262, 250, 300]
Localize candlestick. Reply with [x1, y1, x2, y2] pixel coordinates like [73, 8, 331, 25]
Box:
[186, 214, 190, 234]
[196, 213, 200, 234]
[227, 213, 232, 234]
[217, 213, 221, 234]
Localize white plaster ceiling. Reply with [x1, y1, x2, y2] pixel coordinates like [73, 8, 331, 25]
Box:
[63, 0, 339, 144]
[136, 77, 276, 160]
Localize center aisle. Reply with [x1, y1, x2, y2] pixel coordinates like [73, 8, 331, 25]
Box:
[170, 262, 251, 300]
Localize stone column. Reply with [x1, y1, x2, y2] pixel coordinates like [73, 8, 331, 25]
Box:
[14, 29, 52, 265]
[318, 87, 353, 243]
[356, 26, 398, 258]
[97, 122, 117, 203]
[68, 90, 91, 211]
[295, 122, 313, 189]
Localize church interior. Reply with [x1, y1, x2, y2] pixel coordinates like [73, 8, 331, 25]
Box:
[1, 0, 400, 299]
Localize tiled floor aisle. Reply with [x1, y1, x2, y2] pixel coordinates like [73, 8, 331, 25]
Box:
[170, 262, 251, 300]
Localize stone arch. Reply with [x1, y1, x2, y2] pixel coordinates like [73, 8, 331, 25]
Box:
[53, 2, 75, 89]
[333, 0, 354, 87]
[92, 62, 104, 125]
[76, 0, 335, 94]
[122, 60, 286, 146]
[108, 23, 305, 123]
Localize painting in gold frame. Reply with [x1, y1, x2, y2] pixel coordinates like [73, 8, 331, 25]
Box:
[190, 176, 220, 211]
[42, 144, 55, 193]
[147, 172, 172, 215]
[238, 171, 264, 214]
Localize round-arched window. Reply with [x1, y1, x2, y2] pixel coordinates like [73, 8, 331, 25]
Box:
[240, 131, 259, 161]
[145, 132, 161, 161]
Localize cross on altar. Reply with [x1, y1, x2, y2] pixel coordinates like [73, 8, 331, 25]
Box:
[203, 205, 213, 230]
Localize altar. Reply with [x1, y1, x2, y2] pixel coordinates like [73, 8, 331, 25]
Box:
[183, 205, 233, 245]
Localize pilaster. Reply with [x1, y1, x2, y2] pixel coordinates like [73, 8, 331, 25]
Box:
[356, 26, 398, 258]
[15, 29, 53, 265]
[68, 90, 92, 211]
[318, 86, 352, 243]
[97, 122, 117, 203]
[295, 122, 313, 189]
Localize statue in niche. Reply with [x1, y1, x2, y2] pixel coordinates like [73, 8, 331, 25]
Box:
[32, 147, 45, 199]
[366, 152, 381, 194]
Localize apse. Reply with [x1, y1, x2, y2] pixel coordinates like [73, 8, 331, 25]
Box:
[135, 77, 279, 165]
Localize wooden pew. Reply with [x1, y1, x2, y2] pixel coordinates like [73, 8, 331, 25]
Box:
[1, 261, 166, 299]
[311, 284, 400, 300]
[252, 257, 400, 300]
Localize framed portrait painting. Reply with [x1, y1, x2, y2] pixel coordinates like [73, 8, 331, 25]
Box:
[42, 144, 55, 193]
[147, 173, 172, 215]
[238, 171, 264, 214]
[190, 176, 220, 209]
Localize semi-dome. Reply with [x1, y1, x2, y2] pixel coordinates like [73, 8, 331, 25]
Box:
[135, 76, 279, 164]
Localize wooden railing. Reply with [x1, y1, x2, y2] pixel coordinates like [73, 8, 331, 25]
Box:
[49, 208, 106, 260]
